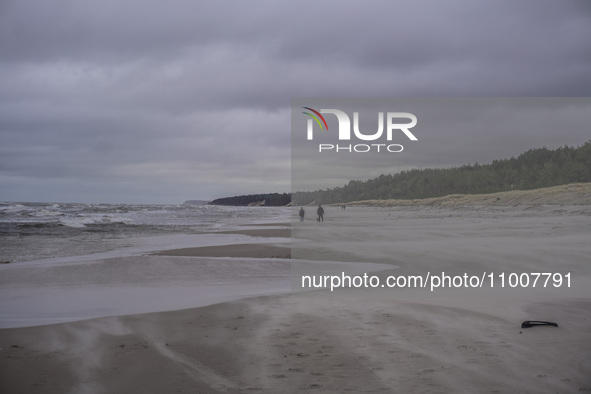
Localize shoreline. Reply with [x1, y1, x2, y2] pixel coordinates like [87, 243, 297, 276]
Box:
[0, 223, 295, 329]
[148, 225, 292, 258]
[1, 207, 590, 392]
[150, 243, 291, 259]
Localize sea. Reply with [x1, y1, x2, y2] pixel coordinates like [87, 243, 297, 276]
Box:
[0, 202, 290, 264]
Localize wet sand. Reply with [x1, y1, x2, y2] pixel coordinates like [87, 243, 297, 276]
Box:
[152, 243, 291, 259]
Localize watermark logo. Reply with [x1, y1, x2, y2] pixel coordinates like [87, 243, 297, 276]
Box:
[302, 107, 329, 135]
[302, 107, 418, 153]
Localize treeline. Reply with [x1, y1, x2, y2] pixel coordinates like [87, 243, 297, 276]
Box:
[293, 142, 591, 205]
[209, 193, 291, 207]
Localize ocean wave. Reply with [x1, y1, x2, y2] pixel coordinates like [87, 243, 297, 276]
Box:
[58, 215, 135, 228]
[0, 204, 33, 214]
[0, 203, 290, 263]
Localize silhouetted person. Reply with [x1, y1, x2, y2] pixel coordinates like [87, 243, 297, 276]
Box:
[317, 204, 324, 222]
[299, 207, 305, 222]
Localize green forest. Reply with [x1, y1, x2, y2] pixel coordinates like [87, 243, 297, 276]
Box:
[292, 142, 591, 206]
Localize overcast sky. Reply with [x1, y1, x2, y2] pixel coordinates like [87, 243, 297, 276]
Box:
[1, 0, 590, 203]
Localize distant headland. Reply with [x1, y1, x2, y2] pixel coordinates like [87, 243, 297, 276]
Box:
[208, 193, 291, 207]
[182, 200, 211, 205]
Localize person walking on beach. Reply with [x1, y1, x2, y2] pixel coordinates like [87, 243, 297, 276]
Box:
[317, 204, 324, 222]
[299, 207, 305, 222]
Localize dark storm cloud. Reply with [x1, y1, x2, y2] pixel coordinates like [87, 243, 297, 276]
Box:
[1, 0, 590, 202]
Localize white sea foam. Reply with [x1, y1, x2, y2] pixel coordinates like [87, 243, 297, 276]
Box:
[58, 214, 135, 228]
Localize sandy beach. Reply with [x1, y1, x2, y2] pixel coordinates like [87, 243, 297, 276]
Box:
[3, 291, 590, 394]
[1, 198, 591, 393]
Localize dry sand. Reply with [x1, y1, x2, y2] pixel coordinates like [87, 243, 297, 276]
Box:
[1, 196, 591, 393]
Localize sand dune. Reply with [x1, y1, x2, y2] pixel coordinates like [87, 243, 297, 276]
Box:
[339, 182, 591, 207]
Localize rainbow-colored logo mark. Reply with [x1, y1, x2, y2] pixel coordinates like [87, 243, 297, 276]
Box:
[302, 107, 328, 132]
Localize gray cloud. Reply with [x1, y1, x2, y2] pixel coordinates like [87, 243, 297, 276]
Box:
[1, 0, 590, 203]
